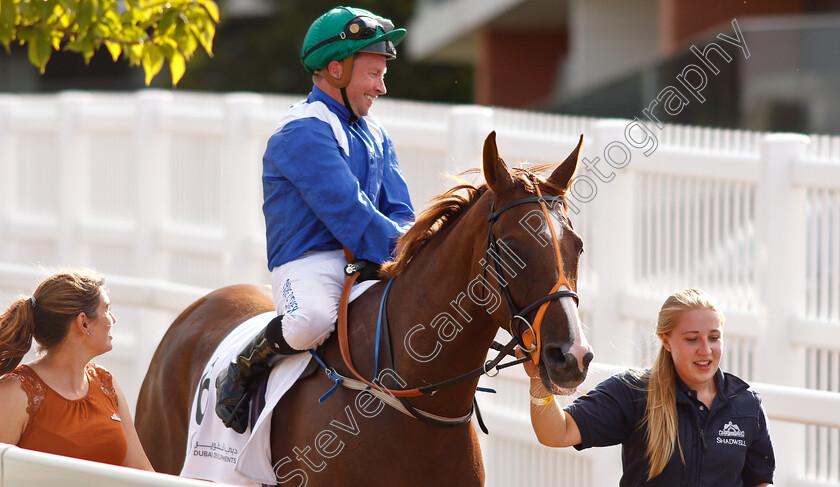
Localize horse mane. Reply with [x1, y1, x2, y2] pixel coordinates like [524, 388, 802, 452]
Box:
[381, 164, 564, 278]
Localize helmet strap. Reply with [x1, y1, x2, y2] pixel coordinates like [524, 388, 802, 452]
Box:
[340, 87, 358, 123]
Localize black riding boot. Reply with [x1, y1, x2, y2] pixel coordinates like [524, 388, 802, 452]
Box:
[215, 315, 296, 433]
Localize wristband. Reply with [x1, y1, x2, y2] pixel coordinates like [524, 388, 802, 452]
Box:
[530, 394, 554, 406]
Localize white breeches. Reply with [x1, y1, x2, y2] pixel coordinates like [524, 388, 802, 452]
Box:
[270, 250, 375, 350]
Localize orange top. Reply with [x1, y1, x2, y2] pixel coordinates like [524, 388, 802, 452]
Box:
[2, 363, 128, 466]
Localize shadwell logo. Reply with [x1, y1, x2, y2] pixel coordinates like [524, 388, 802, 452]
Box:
[717, 421, 747, 447]
[719, 421, 745, 437]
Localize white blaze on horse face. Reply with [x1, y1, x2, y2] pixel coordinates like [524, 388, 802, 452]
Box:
[549, 211, 565, 245]
[558, 288, 591, 373]
[518, 207, 565, 248]
[519, 205, 591, 373]
[551, 216, 589, 377]
[545, 209, 591, 374]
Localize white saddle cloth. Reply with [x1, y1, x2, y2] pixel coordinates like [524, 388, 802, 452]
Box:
[180, 281, 375, 486]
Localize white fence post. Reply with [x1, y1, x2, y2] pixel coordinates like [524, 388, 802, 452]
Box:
[447, 105, 494, 180]
[584, 119, 637, 486]
[57, 92, 91, 265]
[222, 93, 266, 285]
[129, 91, 176, 403]
[135, 90, 173, 280]
[756, 133, 810, 486]
[0, 94, 16, 258]
[587, 119, 637, 365]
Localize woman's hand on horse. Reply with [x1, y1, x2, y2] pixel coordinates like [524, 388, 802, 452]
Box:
[516, 347, 554, 399]
[516, 347, 540, 379]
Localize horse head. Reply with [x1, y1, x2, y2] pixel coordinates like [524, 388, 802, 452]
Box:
[482, 131, 593, 393]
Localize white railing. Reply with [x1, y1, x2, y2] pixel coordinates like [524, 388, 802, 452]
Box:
[1, 90, 839, 486]
[0, 442, 236, 486]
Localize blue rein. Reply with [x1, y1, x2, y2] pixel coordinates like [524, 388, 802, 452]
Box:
[373, 278, 395, 379]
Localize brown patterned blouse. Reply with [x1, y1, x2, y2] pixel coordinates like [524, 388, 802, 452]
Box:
[1, 362, 128, 466]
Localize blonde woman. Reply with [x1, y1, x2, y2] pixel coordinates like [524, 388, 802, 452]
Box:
[523, 288, 774, 486]
[0, 269, 152, 470]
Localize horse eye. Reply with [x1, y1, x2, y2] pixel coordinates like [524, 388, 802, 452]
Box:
[496, 239, 519, 256]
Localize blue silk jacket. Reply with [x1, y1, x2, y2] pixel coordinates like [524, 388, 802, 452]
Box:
[262, 86, 415, 270]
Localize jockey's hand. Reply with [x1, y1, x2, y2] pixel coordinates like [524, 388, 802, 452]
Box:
[346, 259, 382, 282]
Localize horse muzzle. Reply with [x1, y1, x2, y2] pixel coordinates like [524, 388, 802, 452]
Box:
[539, 323, 593, 391]
[541, 346, 593, 390]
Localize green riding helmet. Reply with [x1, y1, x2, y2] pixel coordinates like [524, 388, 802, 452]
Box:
[301, 6, 407, 73]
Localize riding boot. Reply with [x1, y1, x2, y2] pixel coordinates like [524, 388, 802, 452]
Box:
[215, 315, 296, 433]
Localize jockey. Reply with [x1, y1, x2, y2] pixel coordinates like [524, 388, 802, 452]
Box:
[215, 6, 415, 433]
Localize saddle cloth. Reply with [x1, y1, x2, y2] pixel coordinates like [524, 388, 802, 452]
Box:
[180, 280, 376, 486]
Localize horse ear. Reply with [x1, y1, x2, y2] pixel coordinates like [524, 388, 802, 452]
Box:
[483, 131, 513, 195]
[547, 134, 584, 191]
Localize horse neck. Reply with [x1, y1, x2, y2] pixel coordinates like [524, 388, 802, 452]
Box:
[386, 195, 504, 413]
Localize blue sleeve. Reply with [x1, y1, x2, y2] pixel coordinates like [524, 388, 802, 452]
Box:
[271, 119, 408, 263]
[377, 136, 415, 236]
[565, 374, 644, 450]
[742, 393, 775, 486]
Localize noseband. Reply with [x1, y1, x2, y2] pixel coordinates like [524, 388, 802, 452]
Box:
[485, 180, 580, 366]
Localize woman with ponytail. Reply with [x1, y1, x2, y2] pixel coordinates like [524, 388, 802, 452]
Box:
[0, 269, 152, 470]
[522, 288, 775, 486]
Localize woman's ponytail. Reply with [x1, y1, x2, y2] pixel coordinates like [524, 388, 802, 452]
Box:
[0, 297, 37, 374]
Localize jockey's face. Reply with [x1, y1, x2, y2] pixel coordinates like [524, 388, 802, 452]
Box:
[345, 52, 387, 118]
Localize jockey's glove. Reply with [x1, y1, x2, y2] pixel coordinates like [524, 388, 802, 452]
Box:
[345, 259, 382, 282]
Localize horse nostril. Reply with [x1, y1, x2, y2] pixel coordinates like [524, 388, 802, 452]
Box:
[543, 345, 593, 373]
[543, 345, 567, 367]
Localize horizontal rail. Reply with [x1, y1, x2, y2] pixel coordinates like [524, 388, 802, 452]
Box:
[0, 443, 235, 487]
[0, 263, 209, 313]
[484, 362, 840, 429]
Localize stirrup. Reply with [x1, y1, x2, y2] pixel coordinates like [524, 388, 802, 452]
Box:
[214, 316, 294, 432]
[220, 388, 253, 431]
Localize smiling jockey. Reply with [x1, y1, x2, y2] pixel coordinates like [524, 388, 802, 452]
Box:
[214, 6, 415, 433]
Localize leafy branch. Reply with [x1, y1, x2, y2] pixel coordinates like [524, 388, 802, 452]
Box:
[0, 0, 219, 85]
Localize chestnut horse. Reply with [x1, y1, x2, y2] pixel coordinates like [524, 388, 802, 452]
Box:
[135, 132, 593, 486]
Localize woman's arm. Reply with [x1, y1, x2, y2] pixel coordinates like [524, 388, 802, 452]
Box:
[518, 348, 582, 448]
[743, 394, 775, 486]
[113, 379, 154, 471]
[529, 377, 583, 448]
[0, 376, 30, 445]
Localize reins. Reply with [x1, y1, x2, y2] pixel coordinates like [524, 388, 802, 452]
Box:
[336, 251, 425, 397]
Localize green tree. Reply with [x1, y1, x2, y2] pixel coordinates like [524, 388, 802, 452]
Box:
[0, 0, 219, 85]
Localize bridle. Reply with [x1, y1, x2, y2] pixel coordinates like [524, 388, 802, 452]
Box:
[485, 178, 579, 366]
[319, 178, 580, 426]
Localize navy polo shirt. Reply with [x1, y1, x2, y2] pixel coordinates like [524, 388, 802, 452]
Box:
[565, 369, 775, 486]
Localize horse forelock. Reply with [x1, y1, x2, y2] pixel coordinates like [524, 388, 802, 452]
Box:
[380, 167, 564, 278]
[511, 163, 567, 196]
